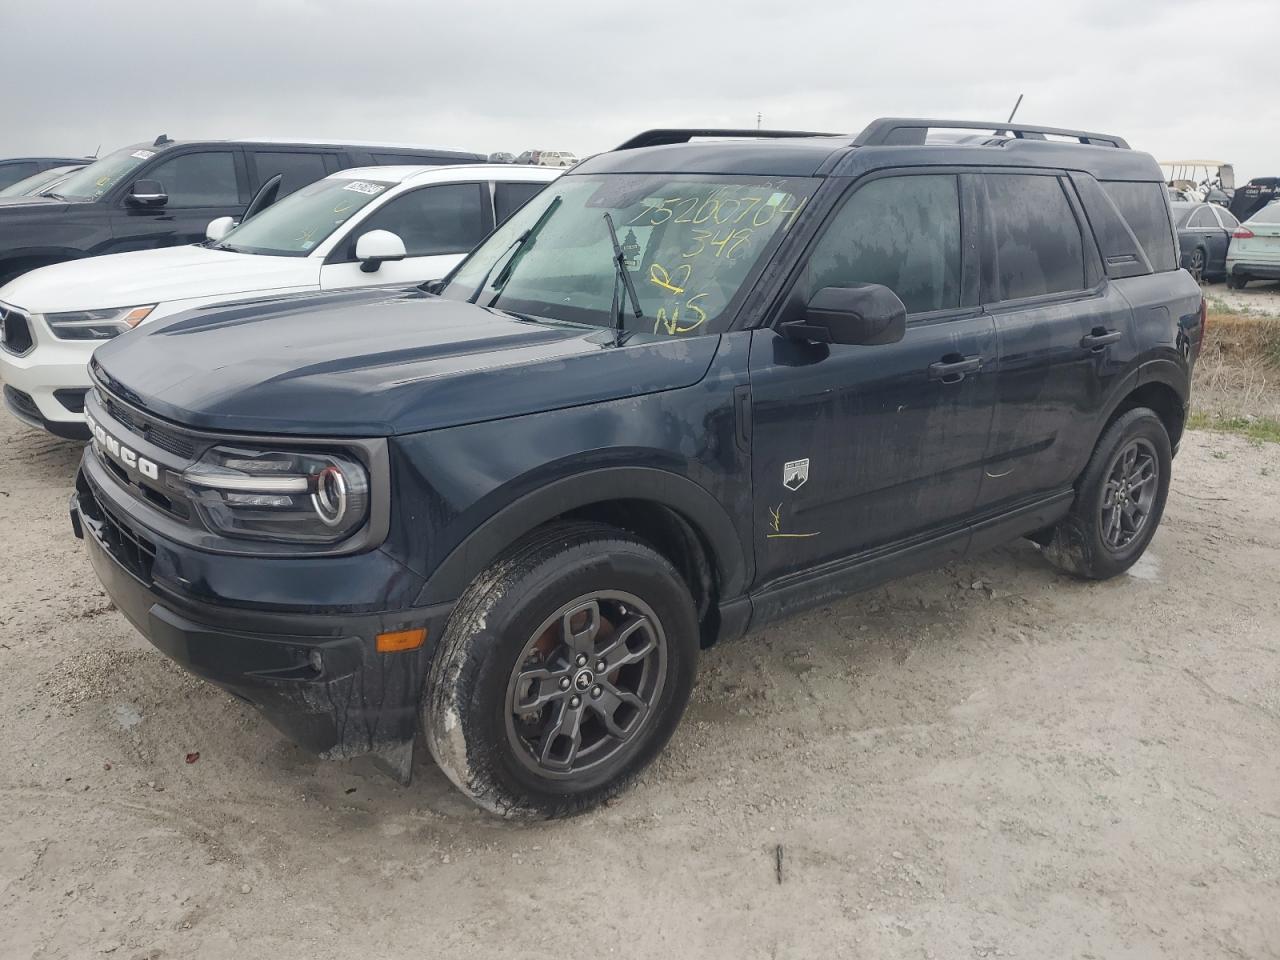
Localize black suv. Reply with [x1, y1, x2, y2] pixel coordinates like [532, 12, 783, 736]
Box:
[0, 136, 484, 285]
[70, 119, 1203, 818]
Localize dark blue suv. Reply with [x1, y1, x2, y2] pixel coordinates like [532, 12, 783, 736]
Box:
[70, 119, 1204, 817]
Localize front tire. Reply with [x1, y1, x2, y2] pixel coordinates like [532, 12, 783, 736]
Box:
[423, 522, 698, 818]
[1042, 408, 1172, 580]
[1189, 247, 1206, 283]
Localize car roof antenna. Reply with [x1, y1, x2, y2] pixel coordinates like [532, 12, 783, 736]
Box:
[154, 134, 173, 147]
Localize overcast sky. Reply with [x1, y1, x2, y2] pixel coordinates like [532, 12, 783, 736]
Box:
[3, 0, 1275, 182]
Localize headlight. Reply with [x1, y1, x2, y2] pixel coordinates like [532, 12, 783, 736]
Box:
[180, 445, 370, 544]
[45, 305, 155, 340]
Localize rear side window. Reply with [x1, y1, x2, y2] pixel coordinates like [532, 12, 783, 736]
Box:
[252, 151, 329, 198]
[986, 174, 1085, 300]
[1101, 181, 1177, 272]
[495, 181, 546, 224]
[355, 182, 487, 257]
[803, 174, 962, 314]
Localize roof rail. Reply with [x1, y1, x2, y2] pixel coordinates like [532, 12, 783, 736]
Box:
[853, 118, 1129, 149]
[616, 128, 840, 151]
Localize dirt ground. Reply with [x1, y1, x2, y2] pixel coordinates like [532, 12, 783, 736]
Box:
[1204, 278, 1280, 317]
[1, 414, 1278, 960]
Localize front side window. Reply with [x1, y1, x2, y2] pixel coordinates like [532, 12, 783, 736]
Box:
[801, 174, 962, 314]
[496, 181, 547, 224]
[352, 183, 486, 257]
[214, 176, 394, 257]
[441, 173, 818, 337]
[146, 151, 239, 207]
[986, 174, 1086, 300]
[51, 146, 156, 200]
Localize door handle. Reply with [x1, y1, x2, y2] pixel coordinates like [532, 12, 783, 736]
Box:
[928, 354, 982, 383]
[1080, 328, 1122, 351]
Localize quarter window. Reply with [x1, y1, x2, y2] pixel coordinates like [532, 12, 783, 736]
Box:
[803, 174, 962, 314]
[986, 174, 1086, 300]
[1214, 207, 1239, 229]
[353, 183, 487, 257]
[1101, 181, 1178, 272]
[145, 151, 239, 207]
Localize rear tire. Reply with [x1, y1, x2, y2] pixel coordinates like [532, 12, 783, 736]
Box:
[1226, 273, 1247, 290]
[1041, 408, 1172, 580]
[423, 521, 698, 818]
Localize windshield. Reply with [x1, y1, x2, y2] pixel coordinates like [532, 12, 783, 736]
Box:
[1250, 202, 1280, 225]
[441, 173, 819, 336]
[51, 146, 158, 200]
[214, 177, 394, 257]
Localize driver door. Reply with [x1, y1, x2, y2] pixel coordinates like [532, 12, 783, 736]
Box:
[748, 171, 996, 586]
[319, 182, 493, 289]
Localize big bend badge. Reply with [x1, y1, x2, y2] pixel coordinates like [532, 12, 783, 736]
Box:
[782, 459, 809, 492]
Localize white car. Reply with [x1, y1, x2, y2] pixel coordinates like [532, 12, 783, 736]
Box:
[0, 163, 559, 437]
[1226, 200, 1280, 289]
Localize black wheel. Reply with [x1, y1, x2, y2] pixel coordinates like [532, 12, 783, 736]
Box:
[423, 521, 698, 818]
[1189, 247, 1206, 283]
[1226, 273, 1247, 290]
[1041, 408, 1172, 580]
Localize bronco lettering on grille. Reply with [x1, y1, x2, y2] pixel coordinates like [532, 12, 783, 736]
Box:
[85, 411, 160, 480]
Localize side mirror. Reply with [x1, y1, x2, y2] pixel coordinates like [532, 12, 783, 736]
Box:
[355, 230, 406, 273]
[781, 284, 907, 346]
[127, 179, 167, 207]
[205, 216, 236, 242]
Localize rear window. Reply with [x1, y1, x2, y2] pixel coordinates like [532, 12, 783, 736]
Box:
[1101, 181, 1177, 272]
[1251, 203, 1280, 225]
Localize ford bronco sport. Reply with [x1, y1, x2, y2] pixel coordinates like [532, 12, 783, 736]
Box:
[70, 119, 1204, 818]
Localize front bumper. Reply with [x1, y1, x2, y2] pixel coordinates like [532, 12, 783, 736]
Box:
[71, 465, 454, 778]
[0, 319, 96, 435]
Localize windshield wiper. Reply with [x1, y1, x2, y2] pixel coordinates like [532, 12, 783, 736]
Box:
[40, 191, 67, 200]
[477, 195, 562, 306]
[602, 212, 643, 340]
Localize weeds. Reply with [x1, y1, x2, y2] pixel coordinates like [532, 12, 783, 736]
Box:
[1191, 312, 1280, 442]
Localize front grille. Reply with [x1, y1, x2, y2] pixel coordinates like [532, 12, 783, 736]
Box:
[3, 384, 40, 419]
[0, 305, 33, 355]
[79, 473, 156, 583]
[99, 391, 197, 459]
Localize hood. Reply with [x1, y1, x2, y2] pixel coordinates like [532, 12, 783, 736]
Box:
[1, 245, 318, 311]
[91, 288, 719, 437]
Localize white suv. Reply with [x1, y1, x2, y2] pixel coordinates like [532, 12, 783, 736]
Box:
[0, 163, 559, 437]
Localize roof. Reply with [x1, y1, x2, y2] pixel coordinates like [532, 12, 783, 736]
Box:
[119, 138, 484, 161]
[576, 119, 1163, 182]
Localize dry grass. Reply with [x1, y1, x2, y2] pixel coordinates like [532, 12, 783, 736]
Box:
[1191, 312, 1280, 440]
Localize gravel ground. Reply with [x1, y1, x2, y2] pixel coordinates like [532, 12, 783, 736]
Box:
[1203, 278, 1280, 317]
[1, 415, 1278, 960]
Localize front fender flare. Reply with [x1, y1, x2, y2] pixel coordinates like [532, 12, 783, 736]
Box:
[416, 467, 748, 606]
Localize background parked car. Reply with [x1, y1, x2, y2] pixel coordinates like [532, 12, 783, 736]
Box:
[0, 156, 88, 191]
[488, 151, 516, 163]
[0, 164, 85, 201]
[0, 136, 486, 286]
[1229, 177, 1280, 223]
[1225, 200, 1280, 289]
[0, 164, 559, 438]
[515, 149, 579, 167]
[1170, 200, 1240, 282]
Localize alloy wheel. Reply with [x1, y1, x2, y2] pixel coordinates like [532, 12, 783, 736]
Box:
[1099, 438, 1159, 551]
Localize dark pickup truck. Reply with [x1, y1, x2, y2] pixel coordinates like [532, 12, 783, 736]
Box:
[71, 119, 1204, 818]
[0, 136, 484, 286]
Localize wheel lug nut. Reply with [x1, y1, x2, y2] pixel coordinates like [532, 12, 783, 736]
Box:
[559, 677, 571, 690]
[569, 695, 581, 708]
[591, 685, 602, 699]
[576, 654, 588, 667]
[595, 660, 606, 672]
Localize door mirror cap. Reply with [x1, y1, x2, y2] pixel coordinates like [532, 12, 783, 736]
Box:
[205, 216, 236, 242]
[127, 179, 167, 207]
[355, 230, 407, 272]
[782, 284, 907, 346]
